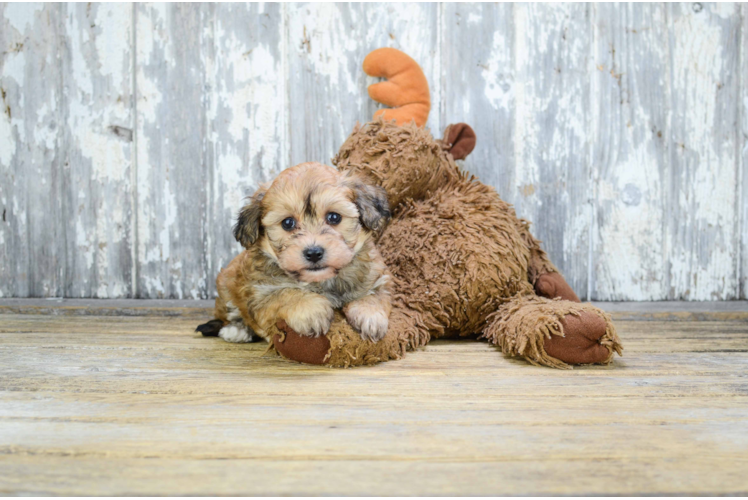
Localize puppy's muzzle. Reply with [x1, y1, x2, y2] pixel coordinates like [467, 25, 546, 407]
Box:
[303, 246, 325, 264]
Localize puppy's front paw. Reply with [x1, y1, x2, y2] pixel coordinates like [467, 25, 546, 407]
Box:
[219, 324, 254, 343]
[345, 304, 389, 342]
[283, 301, 334, 338]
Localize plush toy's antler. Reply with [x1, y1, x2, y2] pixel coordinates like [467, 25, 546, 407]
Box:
[364, 48, 430, 127]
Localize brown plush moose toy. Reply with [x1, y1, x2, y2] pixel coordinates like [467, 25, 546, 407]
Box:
[260, 47, 623, 369]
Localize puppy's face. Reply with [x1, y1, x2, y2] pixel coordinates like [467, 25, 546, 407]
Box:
[234, 162, 390, 283]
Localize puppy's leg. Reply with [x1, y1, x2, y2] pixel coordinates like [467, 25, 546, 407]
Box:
[196, 284, 229, 337]
[344, 287, 391, 342]
[218, 323, 256, 343]
[274, 292, 334, 338]
[218, 300, 257, 343]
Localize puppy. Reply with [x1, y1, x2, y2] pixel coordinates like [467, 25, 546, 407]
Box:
[196, 162, 392, 345]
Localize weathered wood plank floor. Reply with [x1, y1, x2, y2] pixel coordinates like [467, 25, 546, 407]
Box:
[1, 300, 747, 496]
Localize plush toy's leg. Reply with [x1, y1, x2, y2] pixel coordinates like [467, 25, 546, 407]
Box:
[268, 307, 430, 367]
[534, 272, 580, 303]
[510, 215, 582, 303]
[482, 294, 623, 369]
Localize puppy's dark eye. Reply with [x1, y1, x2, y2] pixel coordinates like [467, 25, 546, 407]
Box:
[326, 212, 342, 225]
[281, 217, 296, 231]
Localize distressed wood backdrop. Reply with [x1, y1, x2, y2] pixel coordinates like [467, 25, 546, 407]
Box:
[1, 2, 746, 301]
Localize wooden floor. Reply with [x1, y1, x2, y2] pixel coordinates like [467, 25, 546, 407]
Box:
[1, 300, 747, 496]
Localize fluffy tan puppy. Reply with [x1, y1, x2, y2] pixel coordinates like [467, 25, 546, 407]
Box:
[197, 162, 392, 345]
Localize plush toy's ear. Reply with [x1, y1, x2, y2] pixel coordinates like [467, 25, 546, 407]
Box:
[443, 123, 477, 160]
[345, 175, 391, 232]
[233, 185, 267, 248]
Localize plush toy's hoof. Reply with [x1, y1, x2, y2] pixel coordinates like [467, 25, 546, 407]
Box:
[544, 312, 612, 365]
[272, 320, 331, 365]
[482, 296, 622, 369]
[535, 272, 580, 302]
[269, 310, 424, 368]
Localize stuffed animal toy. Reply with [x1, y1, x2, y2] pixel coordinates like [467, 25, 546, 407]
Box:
[265, 47, 623, 369]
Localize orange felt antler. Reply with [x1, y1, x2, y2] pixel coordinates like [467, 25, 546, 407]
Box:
[363, 48, 430, 127]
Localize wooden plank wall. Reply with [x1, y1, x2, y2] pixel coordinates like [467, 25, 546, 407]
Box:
[1, 3, 746, 301]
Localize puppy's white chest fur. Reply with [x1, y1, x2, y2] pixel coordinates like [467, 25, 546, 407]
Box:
[252, 274, 371, 310]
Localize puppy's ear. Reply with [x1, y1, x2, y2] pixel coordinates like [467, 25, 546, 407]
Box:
[233, 185, 267, 248]
[345, 175, 391, 231]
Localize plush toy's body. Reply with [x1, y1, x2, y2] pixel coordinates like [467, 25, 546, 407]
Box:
[264, 48, 623, 368]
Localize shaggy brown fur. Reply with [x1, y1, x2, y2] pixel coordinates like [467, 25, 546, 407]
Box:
[267, 119, 623, 368]
[201, 162, 393, 344]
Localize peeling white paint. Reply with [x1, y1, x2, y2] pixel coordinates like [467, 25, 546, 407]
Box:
[2, 50, 27, 151]
[596, 146, 666, 300]
[512, 3, 536, 196]
[61, 3, 133, 298]
[292, 5, 358, 90]
[591, 3, 670, 301]
[75, 214, 94, 271]
[0, 105, 14, 166]
[68, 12, 94, 98]
[2, 3, 746, 300]
[4, 2, 43, 33]
[668, 3, 740, 300]
[483, 31, 512, 112]
[512, 3, 592, 296]
[94, 6, 129, 81]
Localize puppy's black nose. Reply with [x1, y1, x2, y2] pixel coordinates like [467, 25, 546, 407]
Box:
[303, 246, 325, 263]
